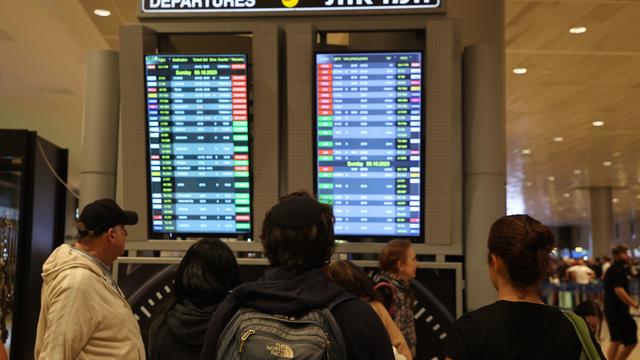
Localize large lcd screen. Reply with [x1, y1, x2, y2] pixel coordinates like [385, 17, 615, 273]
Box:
[315, 52, 423, 238]
[145, 54, 251, 237]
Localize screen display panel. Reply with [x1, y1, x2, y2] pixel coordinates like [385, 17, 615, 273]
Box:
[145, 54, 251, 237]
[315, 52, 423, 238]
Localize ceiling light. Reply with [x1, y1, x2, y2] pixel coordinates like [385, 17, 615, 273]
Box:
[563, 193, 571, 198]
[553, 137, 563, 142]
[592, 121, 605, 127]
[513, 68, 528, 75]
[573, 169, 582, 175]
[613, 198, 619, 203]
[548, 176, 555, 181]
[93, 9, 111, 16]
[636, 195, 640, 199]
[613, 152, 621, 157]
[569, 26, 587, 34]
[521, 149, 531, 155]
[526, 182, 533, 187]
[603, 161, 612, 166]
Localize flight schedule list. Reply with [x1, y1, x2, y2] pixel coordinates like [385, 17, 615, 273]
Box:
[315, 52, 423, 238]
[145, 54, 251, 236]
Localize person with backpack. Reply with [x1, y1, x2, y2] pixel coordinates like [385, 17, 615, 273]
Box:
[198, 191, 394, 360]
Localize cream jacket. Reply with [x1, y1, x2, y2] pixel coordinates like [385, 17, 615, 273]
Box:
[35, 244, 145, 360]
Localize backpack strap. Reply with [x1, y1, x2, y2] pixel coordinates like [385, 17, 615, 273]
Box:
[562, 310, 602, 360]
[320, 292, 357, 360]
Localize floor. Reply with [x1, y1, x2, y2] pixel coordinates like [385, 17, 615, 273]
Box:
[599, 317, 640, 359]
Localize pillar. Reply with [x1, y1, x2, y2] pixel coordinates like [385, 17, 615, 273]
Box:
[590, 187, 613, 258]
[80, 49, 119, 208]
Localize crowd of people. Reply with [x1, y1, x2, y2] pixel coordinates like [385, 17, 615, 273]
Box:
[34, 193, 640, 359]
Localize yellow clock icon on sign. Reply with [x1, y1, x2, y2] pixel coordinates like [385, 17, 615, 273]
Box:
[282, 0, 299, 8]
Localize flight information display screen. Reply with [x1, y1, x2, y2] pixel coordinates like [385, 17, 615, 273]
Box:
[144, 54, 251, 237]
[315, 52, 423, 238]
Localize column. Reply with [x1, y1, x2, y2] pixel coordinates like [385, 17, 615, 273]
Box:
[590, 187, 613, 259]
[80, 49, 119, 209]
[450, 0, 506, 311]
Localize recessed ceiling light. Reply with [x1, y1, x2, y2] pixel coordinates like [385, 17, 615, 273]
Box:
[563, 193, 571, 198]
[603, 161, 612, 166]
[569, 26, 587, 34]
[613, 152, 621, 157]
[548, 176, 555, 181]
[521, 149, 531, 155]
[613, 198, 619, 203]
[636, 195, 640, 199]
[573, 169, 582, 175]
[526, 182, 533, 187]
[553, 137, 564, 142]
[93, 9, 111, 16]
[592, 121, 605, 127]
[513, 68, 528, 75]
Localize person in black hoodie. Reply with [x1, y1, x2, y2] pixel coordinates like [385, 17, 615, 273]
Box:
[148, 238, 241, 360]
[199, 191, 394, 360]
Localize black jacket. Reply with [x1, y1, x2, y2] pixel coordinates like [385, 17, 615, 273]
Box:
[148, 299, 218, 360]
[199, 266, 395, 360]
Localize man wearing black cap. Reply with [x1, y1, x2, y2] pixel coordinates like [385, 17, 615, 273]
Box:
[35, 199, 145, 359]
[199, 191, 394, 360]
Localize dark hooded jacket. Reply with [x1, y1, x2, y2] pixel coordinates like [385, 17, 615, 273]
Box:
[199, 266, 394, 360]
[148, 299, 218, 360]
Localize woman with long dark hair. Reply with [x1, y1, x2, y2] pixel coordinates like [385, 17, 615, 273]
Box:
[444, 215, 605, 359]
[148, 238, 241, 360]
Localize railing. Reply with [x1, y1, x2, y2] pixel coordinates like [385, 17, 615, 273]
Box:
[542, 279, 640, 309]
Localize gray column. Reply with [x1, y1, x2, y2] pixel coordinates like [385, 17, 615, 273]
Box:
[462, 44, 506, 310]
[590, 187, 613, 258]
[80, 49, 119, 209]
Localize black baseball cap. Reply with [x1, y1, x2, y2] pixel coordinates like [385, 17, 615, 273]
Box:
[77, 199, 138, 235]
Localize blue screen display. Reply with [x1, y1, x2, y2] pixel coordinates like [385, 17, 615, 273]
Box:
[315, 52, 423, 238]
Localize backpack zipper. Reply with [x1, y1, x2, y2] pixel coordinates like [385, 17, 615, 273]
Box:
[239, 329, 256, 353]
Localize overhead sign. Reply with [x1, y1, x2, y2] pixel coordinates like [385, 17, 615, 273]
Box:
[142, 0, 442, 14]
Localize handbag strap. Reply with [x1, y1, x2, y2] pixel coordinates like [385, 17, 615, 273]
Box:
[562, 310, 602, 360]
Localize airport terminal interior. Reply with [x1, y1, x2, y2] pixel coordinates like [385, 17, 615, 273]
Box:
[1, 0, 640, 359]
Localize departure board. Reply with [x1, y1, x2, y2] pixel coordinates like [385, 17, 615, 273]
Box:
[315, 52, 423, 238]
[145, 54, 251, 237]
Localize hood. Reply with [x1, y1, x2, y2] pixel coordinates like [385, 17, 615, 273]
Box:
[41, 244, 104, 283]
[165, 300, 218, 346]
[231, 267, 344, 315]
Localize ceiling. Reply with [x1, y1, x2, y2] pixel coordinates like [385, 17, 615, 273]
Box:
[505, 0, 640, 225]
[1, 0, 639, 226]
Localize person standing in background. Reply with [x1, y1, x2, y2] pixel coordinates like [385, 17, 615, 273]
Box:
[604, 244, 639, 360]
[35, 199, 144, 360]
[375, 239, 418, 356]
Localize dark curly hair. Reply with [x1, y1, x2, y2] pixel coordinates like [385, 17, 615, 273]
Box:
[261, 191, 335, 270]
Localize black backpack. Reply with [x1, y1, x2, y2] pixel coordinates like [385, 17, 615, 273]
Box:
[215, 293, 354, 360]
